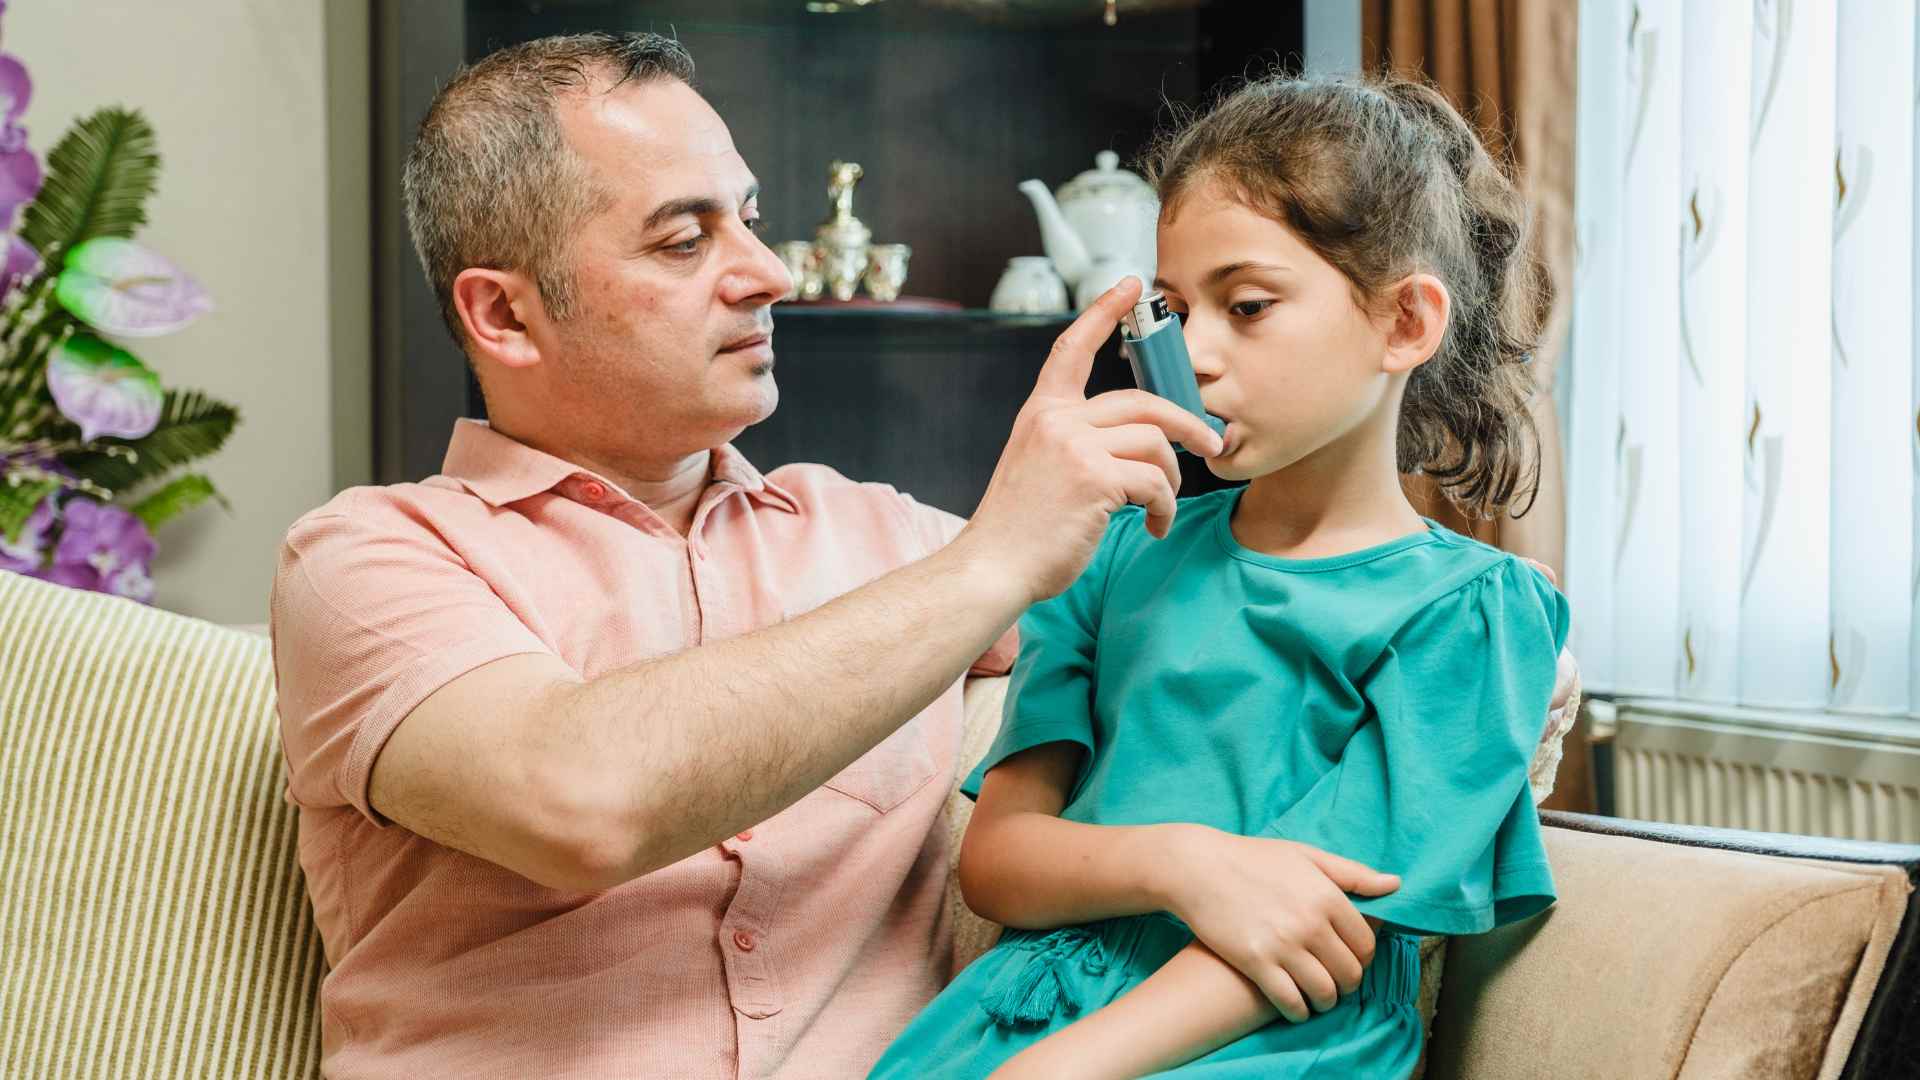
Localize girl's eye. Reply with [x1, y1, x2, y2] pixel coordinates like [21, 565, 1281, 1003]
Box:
[1230, 299, 1273, 318]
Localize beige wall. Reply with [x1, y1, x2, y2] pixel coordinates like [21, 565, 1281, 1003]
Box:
[11, 1, 371, 624]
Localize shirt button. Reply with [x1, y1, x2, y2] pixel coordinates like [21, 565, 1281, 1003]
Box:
[733, 930, 757, 952]
[735, 830, 753, 842]
[580, 480, 609, 502]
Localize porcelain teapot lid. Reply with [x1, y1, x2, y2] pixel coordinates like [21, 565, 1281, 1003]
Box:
[1055, 150, 1156, 209]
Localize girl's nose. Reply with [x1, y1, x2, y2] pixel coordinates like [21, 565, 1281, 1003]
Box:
[1184, 319, 1224, 380]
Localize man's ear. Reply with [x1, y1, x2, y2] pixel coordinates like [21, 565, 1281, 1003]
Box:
[453, 267, 547, 371]
[1380, 273, 1450, 375]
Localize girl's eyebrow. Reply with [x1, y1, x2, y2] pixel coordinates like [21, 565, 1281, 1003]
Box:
[1202, 261, 1293, 287]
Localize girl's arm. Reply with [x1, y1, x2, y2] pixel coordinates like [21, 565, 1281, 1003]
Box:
[964, 747, 1281, 1079]
[958, 742, 1183, 929]
[963, 743, 1398, 1024]
[989, 941, 1274, 1080]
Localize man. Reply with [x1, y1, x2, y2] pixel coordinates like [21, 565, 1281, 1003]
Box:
[272, 32, 1575, 1079]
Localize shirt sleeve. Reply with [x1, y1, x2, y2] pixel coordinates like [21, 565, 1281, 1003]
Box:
[1261, 556, 1572, 935]
[899, 491, 1019, 677]
[269, 492, 556, 826]
[958, 509, 1139, 801]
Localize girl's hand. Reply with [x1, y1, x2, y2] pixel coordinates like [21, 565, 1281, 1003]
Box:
[1152, 825, 1399, 1023]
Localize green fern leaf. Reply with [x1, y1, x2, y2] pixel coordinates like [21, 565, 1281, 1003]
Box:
[58, 390, 237, 496]
[127, 472, 224, 531]
[20, 107, 160, 263]
[0, 475, 58, 544]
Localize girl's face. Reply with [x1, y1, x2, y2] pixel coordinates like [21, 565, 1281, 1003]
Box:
[1154, 181, 1432, 484]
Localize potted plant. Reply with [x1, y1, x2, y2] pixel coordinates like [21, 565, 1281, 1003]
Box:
[0, 13, 235, 603]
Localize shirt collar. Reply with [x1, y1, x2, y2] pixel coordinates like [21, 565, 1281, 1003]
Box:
[440, 419, 798, 514]
[708, 442, 801, 514]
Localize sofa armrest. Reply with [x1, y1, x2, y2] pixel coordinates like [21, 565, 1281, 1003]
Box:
[1429, 813, 1920, 1080]
[1537, 813, 1920, 1080]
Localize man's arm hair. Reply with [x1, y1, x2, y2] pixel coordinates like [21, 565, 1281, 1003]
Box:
[370, 536, 1025, 891]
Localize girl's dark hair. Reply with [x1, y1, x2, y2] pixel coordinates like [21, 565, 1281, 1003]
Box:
[1143, 72, 1546, 519]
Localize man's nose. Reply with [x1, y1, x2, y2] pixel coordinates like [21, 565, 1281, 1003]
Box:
[724, 227, 793, 307]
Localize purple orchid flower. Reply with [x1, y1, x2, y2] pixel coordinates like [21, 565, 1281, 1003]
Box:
[31, 558, 101, 592]
[0, 50, 35, 232]
[0, 34, 34, 290]
[43, 497, 157, 603]
[0, 136, 37, 232]
[0, 488, 55, 573]
[0, 53, 29, 129]
[1, 232, 37, 292]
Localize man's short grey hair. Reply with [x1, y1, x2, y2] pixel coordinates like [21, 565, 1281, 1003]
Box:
[403, 32, 696, 346]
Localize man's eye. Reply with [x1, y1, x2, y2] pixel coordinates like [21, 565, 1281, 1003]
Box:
[669, 234, 705, 254]
[744, 217, 767, 233]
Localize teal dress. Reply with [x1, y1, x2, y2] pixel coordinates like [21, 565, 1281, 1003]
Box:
[871, 489, 1570, 1079]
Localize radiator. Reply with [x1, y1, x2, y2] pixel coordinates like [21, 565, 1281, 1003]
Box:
[1609, 700, 1920, 843]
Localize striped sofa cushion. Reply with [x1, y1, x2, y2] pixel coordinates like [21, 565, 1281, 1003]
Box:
[0, 569, 323, 1079]
[0, 564, 1560, 1077]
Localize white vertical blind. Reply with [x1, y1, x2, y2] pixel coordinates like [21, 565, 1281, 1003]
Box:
[1832, 0, 1915, 714]
[1611, 0, 1683, 699]
[1565, 0, 1628, 694]
[1568, 0, 1916, 716]
[1743, 0, 1835, 709]
[1676, 0, 1751, 705]
[1912, 12, 1920, 717]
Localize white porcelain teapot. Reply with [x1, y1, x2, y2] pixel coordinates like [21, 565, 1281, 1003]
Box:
[1018, 150, 1158, 310]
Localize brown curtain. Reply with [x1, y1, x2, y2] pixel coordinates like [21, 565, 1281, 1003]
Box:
[1367, 0, 1592, 814]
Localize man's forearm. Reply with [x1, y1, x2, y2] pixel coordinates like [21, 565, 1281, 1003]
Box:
[558, 534, 1025, 881]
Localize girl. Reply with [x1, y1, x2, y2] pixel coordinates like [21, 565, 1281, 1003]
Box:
[872, 72, 1567, 1079]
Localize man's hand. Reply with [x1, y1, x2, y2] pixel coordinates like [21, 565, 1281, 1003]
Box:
[1513, 557, 1575, 713]
[960, 276, 1224, 606]
[1515, 557, 1581, 796]
[1154, 825, 1399, 1023]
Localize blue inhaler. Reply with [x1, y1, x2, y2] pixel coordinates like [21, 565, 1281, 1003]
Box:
[1119, 291, 1226, 453]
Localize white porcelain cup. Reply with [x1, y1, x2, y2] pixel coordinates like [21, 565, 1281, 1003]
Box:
[989, 256, 1070, 315]
[864, 243, 912, 302]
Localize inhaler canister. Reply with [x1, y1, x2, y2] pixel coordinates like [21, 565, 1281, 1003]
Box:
[1119, 292, 1226, 452]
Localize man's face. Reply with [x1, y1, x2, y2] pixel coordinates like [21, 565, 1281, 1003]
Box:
[538, 78, 791, 459]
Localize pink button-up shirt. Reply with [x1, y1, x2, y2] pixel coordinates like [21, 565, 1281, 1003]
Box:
[271, 420, 1016, 1079]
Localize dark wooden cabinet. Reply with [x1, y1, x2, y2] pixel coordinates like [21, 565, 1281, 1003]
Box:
[377, 0, 1302, 496]
[732, 307, 1238, 516]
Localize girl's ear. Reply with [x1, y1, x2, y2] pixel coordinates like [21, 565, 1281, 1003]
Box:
[1380, 273, 1450, 375]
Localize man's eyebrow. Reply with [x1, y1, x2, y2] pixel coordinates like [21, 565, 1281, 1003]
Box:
[641, 181, 761, 233]
[641, 196, 720, 233]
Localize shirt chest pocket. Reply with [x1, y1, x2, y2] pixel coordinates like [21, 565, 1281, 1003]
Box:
[783, 564, 949, 813]
[822, 713, 939, 813]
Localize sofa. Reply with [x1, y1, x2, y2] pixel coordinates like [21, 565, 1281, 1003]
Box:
[2, 568, 1917, 1079]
